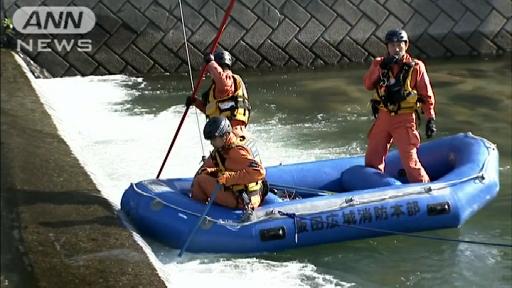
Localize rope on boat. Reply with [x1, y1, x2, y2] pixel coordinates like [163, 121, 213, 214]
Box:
[274, 138, 508, 248]
[277, 211, 512, 248]
[138, 134, 508, 247]
[261, 171, 487, 219]
[132, 164, 488, 230]
[267, 135, 495, 215]
[136, 134, 496, 225]
[131, 178, 511, 248]
[131, 183, 243, 229]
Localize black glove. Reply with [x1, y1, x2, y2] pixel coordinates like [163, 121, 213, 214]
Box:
[379, 55, 399, 70]
[203, 53, 214, 64]
[370, 100, 380, 119]
[426, 118, 437, 138]
[185, 96, 196, 107]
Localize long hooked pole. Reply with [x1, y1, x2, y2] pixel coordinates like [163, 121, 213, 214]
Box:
[156, 0, 237, 179]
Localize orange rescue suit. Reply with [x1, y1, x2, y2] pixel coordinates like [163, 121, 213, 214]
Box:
[363, 53, 435, 183]
[191, 133, 266, 209]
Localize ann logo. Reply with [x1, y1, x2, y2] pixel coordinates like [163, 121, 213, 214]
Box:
[13, 6, 95, 52]
[13, 6, 95, 34]
[23, 9, 83, 30]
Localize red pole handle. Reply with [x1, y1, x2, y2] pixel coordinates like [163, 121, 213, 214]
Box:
[156, 0, 237, 179]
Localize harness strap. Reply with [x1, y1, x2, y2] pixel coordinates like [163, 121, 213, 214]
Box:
[213, 149, 226, 172]
[232, 75, 238, 91]
[375, 60, 418, 115]
[212, 149, 261, 210]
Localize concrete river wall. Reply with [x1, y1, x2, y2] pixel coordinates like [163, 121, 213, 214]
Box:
[1, 0, 511, 77]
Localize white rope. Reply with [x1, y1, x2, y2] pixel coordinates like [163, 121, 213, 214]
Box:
[131, 182, 244, 229]
[130, 137, 493, 223]
[130, 134, 496, 228]
[177, 0, 206, 159]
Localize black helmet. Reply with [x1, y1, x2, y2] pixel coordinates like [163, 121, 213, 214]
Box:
[203, 116, 232, 140]
[384, 29, 408, 44]
[213, 51, 232, 68]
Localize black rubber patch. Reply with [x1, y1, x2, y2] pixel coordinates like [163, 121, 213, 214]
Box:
[260, 227, 286, 241]
[427, 202, 451, 216]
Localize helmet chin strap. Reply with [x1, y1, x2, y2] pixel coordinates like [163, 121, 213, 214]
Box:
[387, 51, 405, 61]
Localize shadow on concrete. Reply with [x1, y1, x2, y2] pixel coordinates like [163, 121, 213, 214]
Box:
[14, 189, 114, 212]
[38, 215, 121, 229]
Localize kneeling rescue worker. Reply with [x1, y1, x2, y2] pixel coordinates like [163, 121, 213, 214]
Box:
[363, 29, 437, 183]
[186, 50, 251, 140]
[191, 116, 267, 215]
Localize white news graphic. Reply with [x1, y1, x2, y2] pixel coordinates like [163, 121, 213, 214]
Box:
[13, 6, 95, 52]
[13, 6, 95, 34]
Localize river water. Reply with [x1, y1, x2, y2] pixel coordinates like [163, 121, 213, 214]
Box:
[35, 56, 511, 287]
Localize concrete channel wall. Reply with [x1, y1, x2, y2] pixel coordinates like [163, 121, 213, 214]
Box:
[0, 50, 166, 287]
[1, 0, 511, 77]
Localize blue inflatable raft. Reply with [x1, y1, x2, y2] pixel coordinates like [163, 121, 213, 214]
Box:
[121, 133, 499, 253]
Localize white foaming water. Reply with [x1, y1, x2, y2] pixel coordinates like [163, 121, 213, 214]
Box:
[33, 75, 355, 288]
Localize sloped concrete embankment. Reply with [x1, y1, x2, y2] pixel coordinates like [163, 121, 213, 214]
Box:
[0, 49, 166, 287]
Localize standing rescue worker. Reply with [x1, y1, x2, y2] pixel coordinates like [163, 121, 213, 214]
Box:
[191, 116, 267, 213]
[186, 51, 251, 140]
[363, 29, 437, 183]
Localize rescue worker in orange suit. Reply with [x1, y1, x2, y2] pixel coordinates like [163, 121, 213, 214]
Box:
[186, 51, 251, 140]
[363, 29, 437, 183]
[191, 116, 267, 214]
